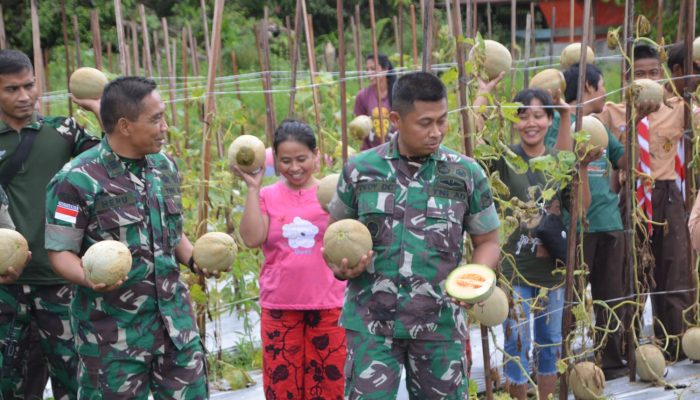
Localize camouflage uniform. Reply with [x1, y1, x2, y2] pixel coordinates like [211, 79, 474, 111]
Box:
[45, 137, 207, 399]
[0, 185, 12, 229]
[0, 114, 99, 400]
[329, 137, 500, 399]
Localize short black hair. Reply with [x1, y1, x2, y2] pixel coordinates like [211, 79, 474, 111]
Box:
[100, 76, 158, 134]
[513, 88, 554, 118]
[667, 41, 687, 71]
[392, 72, 446, 115]
[273, 118, 317, 153]
[0, 50, 33, 76]
[563, 63, 604, 103]
[365, 53, 396, 109]
[634, 44, 659, 61]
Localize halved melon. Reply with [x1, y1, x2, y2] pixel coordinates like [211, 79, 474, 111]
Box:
[445, 264, 496, 304]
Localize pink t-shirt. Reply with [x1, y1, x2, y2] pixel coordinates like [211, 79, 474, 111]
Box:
[258, 181, 346, 310]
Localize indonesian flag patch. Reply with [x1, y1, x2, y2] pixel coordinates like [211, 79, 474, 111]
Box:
[55, 201, 79, 224]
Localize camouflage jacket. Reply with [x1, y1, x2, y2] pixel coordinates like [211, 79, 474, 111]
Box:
[0, 185, 12, 229]
[45, 137, 198, 359]
[329, 136, 500, 340]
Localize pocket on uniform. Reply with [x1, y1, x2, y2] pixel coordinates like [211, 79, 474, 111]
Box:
[357, 192, 394, 248]
[425, 196, 465, 252]
[96, 204, 143, 240]
[164, 195, 183, 249]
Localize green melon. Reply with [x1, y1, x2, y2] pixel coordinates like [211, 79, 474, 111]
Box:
[228, 135, 267, 174]
[69, 67, 109, 100]
[317, 173, 340, 212]
[82, 240, 132, 285]
[467, 286, 509, 327]
[560, 43, 596, 69]
[0, 228, 29, 275]
[568, 361, 605, 400]
[323, 219, 372, 269]
[635, 344, 665, 382]
[193, 232, 238, 272]
[445, 264, 496, 304]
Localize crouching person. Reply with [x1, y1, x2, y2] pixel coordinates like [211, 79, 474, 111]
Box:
[45, 77, 216, 399]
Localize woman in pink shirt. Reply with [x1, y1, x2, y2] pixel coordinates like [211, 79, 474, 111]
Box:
[233, 119, 346, 399]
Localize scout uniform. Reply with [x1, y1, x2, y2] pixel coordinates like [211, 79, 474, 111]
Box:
[0, 113, 98, 399]
[45, 137, 207, 398]
[597, 95, 696, 359]
[329, 136, 500, 399]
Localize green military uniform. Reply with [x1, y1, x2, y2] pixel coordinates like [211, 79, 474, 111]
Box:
[0, 113, 98, 399]
[329, 136, 500, 399]
[0, 185, 12, 229]
[45, 137, 207, 399]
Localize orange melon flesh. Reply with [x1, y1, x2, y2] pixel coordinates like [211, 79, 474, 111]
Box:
[445, 264, 496, 304]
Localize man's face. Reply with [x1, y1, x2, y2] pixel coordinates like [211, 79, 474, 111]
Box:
[390, 99, 448, 158]
[585, 75, 606, 114]
[634, 58, 663, 81]
[0, 69, 37, 125]
[121, 91, 168, 158]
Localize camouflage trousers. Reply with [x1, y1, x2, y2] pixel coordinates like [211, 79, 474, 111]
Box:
[0, 284, 78, 400]
[77, 335, 208, 399]
[344, 330, 469, 400]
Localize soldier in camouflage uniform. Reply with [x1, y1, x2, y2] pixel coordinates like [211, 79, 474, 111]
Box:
[0, 49, 101, 400]
[45, 77, 210, 399]
[328, 72, 501, 399]
[0, 185, 12, 229]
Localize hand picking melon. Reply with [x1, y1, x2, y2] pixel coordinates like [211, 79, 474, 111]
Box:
[445, 264, 496, 304]
[69, 67, 109, 100]
[193, 232, 238, 273]
[82, 240, 132, 286]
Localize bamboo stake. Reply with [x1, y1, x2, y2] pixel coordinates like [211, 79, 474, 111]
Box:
[230, 50, 243, 104]
[153, 31, 163, 79]
[72, 15, 82, 68]
[445, 0, 453, 37]
[683, 0, 696, 288]
[560, 1, 591, 397]
[182, 27, 189, 138]
[368, 0, 386, 147]
[60, 0, 73, 115]
[0, 6, 6, 50]
[398, 3, 404, 69]
[285, 16, 294, 63]
[123, 22, 132, 76]
[107, 42, 114, 73]
[472, 1, 477, 37]
[510, 0, 516, 98]
[337, 0, 348, 163]
[393, 16, 401, 56]
[30, 0, 44, 114]
[288, 0, 303, 116]
[130, 21, 140, 75]
[91, 10, 103, 70]
[524, 14, 532, 89]
[255, 8, 276, 148]
[187, 25, 200, 77]
[656, 0, 663, 43]
[676, 0, 686, 42]
[355, 4, 363, 82]
[570, 0, 575, 41]
[43, 48, 50, 115]
[162, 18, 177, 127]
[550, 7, 556, 63]
[465, 0, 472, 40]
[139, 4, 153, 77]
[421, 0, 434, 72]
[487, 2, 493, 38]
[410, 4, 418, 69]
[301, 0, 324, 155]
[200, 0, 212, 59]
[351, 16, 363, 90]
[114, 0, 128, 75]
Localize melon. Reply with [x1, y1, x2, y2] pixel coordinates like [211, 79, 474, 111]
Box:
[631, 79, 664, 109]
[635, 344, 666, 382]
[192, 232, 237, 273]
[681, 327, 700, 361]
[467, 286, 509, 327]
[693, 37, 700, 62]
[82, 240, 132, 286]
[571, 116, 609, 153]
[349, 115, 373, 141]
[560, 43, 596, 69]
[445, 264, 496, 304]
[323, 219, 373, 269]
[530, 68, 567, 95]
[568, 361, 605, 400]
[0, 229, 29, 275]
[69, 67, 109, 100]
[468, 39, 512, 80]
[228, 135, 267, 174]
[317, 173, 340, 212]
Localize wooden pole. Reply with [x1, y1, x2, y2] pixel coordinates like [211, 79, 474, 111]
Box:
[230, 51, 243, 104]
[466, 0, 472, 40]
[130, 21, 140, 75]
[123, 22, 132, 76]
[187, 25, 200, 77]
[510, 0, 517, 98]
[301, 0, 324, 155]
[91, 10, 103, 70]
[139, 4, 153, 77]
[351, 15, 363, 90]
[0, 6, 6, 50]
[162, 18, 177, 127]
[337, 0, 348, 162]
[200, 0, 212, 59]
[656, 0, 663, 43]
[60, 0, 73, 115]
[30, 0, 44, 114]
[393, 16, 401, 56]
[72, 15, 82, 68]
[676, 0, 686, 42]
[107, 42, 114, 73]
[114, 0, 128, 75]
[182, 27, 189, 138]
[369, 0, 386, 146]
[487, 2, 493, 39]
[550, 7, 556, 63]
[421, 0, 434, 72]
[289, 0, 303, 116]
[560, 1, 591, 398]
[445, 0, 453, 37]
[683, 0, 696, 286]
[43, 48, 51, 115]
[472, 0, 477, 37]
[255, 8, 276, 148]
[524, 13, 532, 89]
[398, 3, 404, 69]
[153, 31, 163, 79]
[410, 4, 418, 69]
[570, 0, 575, 41]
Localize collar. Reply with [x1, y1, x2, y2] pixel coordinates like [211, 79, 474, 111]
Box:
[98, 136, 154, 178]
[0, 112, 43, 134]
[384, 134, 442, 162]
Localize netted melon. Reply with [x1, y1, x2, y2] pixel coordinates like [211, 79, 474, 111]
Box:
[317, 173, 340, 212]
[530, 68, 567, 94]
[69, 67, 109, 100]
[193, 232, 237, 273]
[467, 286, 508, 327]
[445, 264, 496, 304]
[228, 135, 267, 174]
[323, 219, 372, 268]
[0, 229, 29, 275]
[568, 361, 605, 400]
[349, 115, 373, 141]
[560, 43, 596, 69]
[682, 327, 700, 361]
[469, 39, 512, 80]
[572, 116, 609, 153]
[630, 79, 664, 109]
[82, 240, 132, 285]
[635, 344, 666, 382]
